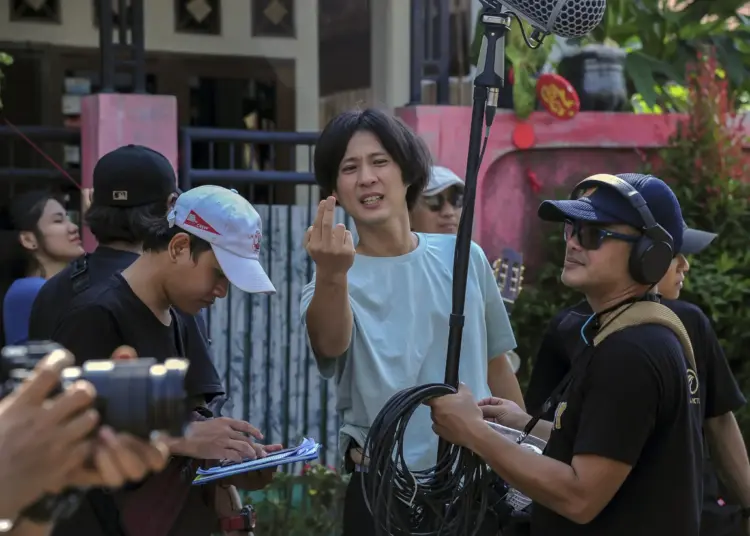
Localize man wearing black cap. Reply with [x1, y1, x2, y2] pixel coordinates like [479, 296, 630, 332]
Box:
[523, 209, 750, 536]
[29, 145, 191, 339]
[426, 173, 704, 536]
[29, 145, 223, 397]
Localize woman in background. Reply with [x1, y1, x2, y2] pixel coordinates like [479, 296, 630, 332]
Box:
[1, 190, 84, 345]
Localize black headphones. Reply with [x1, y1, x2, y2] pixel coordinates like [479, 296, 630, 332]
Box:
[571, 174, 674, 285]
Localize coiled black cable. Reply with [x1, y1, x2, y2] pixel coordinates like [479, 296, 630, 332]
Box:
[361, 383, 497, 536]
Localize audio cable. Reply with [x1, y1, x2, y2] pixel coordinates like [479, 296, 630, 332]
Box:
[361, 383, 498, 536]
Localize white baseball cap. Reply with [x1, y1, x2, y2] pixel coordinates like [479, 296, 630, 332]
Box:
[423, 166, 465, 196]
[167, 185, 276, 294]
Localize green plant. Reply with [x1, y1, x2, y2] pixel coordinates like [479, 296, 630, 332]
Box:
[651, 47, 750, 434]
[246, 464, 349, 536]
[582, 0, 750, 110]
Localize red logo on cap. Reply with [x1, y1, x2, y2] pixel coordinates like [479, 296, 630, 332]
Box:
[252, 230, 262, 252]
[183, 210, 219, 235]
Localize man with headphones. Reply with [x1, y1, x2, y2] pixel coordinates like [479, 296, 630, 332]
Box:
[524, 219, 750, 533]
[427, 173, 703, 536]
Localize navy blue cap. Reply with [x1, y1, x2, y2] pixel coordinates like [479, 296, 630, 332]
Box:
[538, 173, 684, 254]
[681, 222, 717, 255]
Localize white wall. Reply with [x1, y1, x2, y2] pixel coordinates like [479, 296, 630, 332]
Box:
[369, 0, 411, 109]
[0, 0, 319, 136]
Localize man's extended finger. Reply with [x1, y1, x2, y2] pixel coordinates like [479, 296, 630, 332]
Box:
[320, 196, 336, 246]
[225, 418, 264, 440]
[12, 349, 73, 406]
[344, 230, 353, 247]
[311, 200, 326, 240]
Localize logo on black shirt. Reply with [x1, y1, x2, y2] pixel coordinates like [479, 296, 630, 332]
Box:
[687, 368, 700, 405]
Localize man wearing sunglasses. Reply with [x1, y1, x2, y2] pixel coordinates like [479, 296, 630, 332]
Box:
[409, 165, 464, 235]
[427, 173, 704, 536]
[525, 219, 750, 536]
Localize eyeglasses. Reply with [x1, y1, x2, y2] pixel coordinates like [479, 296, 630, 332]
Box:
[422, 190, 464, 212]
[563, 219, 638, 250]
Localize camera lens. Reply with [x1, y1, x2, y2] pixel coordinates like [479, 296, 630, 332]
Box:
[64, 358, 190, 438]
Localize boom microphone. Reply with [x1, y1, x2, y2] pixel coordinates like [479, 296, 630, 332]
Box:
[482, 0, 607, 39]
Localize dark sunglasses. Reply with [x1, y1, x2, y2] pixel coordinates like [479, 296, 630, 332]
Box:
[422, 190, 464, 212]
[563, 219, 638, 250]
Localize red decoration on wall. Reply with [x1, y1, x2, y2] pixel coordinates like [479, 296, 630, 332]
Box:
[536, 73, 580, 120]
[526, 169, 542, 194]
[512, 122, 535, 149]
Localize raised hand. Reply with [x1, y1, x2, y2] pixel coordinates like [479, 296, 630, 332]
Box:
[303, 196, 355, 278]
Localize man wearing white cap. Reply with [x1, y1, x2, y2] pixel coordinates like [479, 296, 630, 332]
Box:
[409, 165, 465, 235]
[51, 185, 278, 536]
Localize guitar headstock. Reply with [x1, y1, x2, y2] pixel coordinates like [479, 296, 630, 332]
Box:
[492, 248, 525, 312]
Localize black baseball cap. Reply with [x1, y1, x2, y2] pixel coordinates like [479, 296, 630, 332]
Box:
[92, 145, 179, 207]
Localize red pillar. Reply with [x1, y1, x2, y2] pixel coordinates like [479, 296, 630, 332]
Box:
[79, 94, 178, 252]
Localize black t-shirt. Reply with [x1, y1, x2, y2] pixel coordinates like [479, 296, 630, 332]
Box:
[526, 299, 746, 533]
[49, 272, 224, 536]
[50, 272, 223, 398]
[530, 323, 704, 536]
[27, 247, 223, 399]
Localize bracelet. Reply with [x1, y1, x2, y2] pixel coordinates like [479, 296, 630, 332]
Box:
[741, 506, 750, 519]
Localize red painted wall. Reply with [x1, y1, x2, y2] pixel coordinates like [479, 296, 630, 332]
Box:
[397, 107, 750, 273]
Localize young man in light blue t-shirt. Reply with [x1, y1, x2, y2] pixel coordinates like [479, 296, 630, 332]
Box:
[299, 108, 519, 536]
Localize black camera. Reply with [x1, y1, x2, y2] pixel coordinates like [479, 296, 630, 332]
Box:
[0, 340, 190, 438]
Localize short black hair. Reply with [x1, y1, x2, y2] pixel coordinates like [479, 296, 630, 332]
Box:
[314, 108, 432, 210]
[141, 217, 212, 259]
[85, 198, 167, 245]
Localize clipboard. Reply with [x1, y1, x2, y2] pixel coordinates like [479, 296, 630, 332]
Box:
[192, 437, 321, 486]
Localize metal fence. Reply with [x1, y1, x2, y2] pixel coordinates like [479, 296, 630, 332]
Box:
[180, 127, 355, 468]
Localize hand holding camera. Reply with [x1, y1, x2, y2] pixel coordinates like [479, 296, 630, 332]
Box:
[0, 343, 181, 524]
[0, 349, 97, 519]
